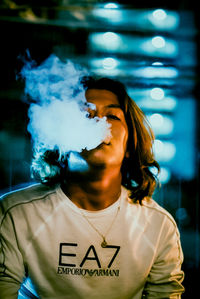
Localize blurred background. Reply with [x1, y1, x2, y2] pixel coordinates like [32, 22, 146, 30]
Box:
[0, 0, 199, 297]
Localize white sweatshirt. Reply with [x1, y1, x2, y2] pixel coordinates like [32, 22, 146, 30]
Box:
[0, 184, 184, 299]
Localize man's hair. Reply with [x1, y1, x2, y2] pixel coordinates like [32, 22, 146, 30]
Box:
[31, 76, 160, 204]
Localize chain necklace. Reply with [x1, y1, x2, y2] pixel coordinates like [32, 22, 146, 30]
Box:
[80, 198, 121, 248]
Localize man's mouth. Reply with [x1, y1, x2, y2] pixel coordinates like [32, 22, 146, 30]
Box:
[96, 142, 110, 149]
[81, 142, 111, 155]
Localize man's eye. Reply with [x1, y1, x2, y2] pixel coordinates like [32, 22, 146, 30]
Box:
[107, 114, 120, 120]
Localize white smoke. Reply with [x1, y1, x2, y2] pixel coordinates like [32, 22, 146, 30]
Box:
[21, 54, 111, 174]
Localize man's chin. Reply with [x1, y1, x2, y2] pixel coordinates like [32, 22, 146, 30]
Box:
[80, 152, 107, 168]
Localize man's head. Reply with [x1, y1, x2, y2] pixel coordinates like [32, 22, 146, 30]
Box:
[32, 76, 159, 203]
[81, 76, 159, 201]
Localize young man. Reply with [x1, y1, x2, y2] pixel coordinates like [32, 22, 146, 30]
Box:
[0, 77, 184, 298]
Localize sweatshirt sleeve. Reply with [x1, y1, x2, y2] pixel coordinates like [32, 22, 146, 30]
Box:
[142, 216, 185, 298]
[0, 210, 25, 299]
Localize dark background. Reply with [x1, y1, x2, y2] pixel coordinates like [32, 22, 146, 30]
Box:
[0, 0, 199, 297]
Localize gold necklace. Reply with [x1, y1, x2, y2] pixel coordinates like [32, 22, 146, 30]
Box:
[80, 199, 121, 248]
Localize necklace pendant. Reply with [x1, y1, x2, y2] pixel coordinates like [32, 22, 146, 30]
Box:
[101, 238, 107, 248]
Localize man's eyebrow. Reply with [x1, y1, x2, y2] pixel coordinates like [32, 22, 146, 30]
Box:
[106, 104, 121, 109]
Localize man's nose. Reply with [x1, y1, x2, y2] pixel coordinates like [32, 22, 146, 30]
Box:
[88, 109, 104, 119]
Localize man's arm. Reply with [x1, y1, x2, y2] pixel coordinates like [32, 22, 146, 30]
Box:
[142, 217, 185, 298]
[0, 210, 25, 299]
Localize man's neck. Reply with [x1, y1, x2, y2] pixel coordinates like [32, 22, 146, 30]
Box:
[61, 167, 122, 211]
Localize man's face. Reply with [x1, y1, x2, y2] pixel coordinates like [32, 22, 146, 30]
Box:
[81, 89, 129, 168]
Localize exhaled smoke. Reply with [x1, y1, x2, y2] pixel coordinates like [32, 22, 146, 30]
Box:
[20, 54, 111, 177]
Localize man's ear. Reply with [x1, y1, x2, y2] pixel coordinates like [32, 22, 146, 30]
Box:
[125, 151, 130, 158]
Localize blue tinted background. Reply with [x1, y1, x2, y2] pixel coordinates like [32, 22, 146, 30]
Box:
[0, 1, 199, 298]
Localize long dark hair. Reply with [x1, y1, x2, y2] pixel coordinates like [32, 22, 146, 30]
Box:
[31, 76, 160, 203]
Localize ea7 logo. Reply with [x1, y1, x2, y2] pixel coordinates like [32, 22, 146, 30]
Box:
[59, 243, 120, 269]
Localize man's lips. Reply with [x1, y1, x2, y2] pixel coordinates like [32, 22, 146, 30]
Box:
[81, 142, 111, 154]
[96, 142, 110, 149]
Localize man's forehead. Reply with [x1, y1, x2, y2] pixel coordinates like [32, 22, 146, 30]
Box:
[85, 89, 120, 106]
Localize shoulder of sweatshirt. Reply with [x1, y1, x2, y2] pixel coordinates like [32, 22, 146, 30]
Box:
[0, 183, 57, 223]
[122, 186, 179, 234]
[140, 196, 179, 232]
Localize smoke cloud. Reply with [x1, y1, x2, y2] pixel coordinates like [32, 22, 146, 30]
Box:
[20, 54, 111, 174]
